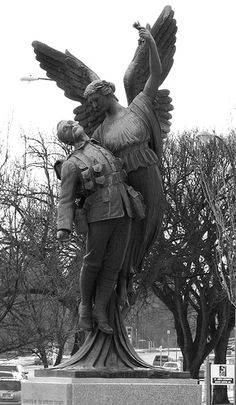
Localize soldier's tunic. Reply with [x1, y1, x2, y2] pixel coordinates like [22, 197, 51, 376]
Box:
[57, 139, 133, 229]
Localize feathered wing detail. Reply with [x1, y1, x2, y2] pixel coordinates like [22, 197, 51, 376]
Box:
[32, 41, 105, 135]
[123, 5, 177, 137]
[154, 89, 174, 138]
[73, 103, 106, 136]
[152, 6, 177, 84]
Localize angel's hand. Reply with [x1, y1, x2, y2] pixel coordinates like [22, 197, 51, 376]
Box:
[138, 26, 154, 45]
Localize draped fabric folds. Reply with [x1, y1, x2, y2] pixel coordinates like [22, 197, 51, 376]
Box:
[93, 92, 165, 275]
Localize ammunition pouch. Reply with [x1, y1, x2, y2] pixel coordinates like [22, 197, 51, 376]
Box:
[126, 186, 146, 220]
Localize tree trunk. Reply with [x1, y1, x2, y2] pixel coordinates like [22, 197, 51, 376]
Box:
[212, 386, 230, 405]
[54, 344, 65, 366]
[41, 350, 48, 368]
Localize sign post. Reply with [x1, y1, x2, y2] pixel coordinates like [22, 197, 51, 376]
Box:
[205, 356, 211, 405]
[211, 364, 234, 386]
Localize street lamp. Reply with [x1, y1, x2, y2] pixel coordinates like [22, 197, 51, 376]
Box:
[167, 330, 170, 358]
[197, 132, 236, 185]
[197, 131, 236, 405]
[20, 75, 52, 82]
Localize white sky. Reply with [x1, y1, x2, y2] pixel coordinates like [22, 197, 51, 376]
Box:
[1, 0, 236, 154]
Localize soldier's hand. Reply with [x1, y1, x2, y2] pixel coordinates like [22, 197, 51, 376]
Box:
[57, 229, 70, 242]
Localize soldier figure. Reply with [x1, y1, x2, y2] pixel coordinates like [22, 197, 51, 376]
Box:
[56, 120, 143, 335]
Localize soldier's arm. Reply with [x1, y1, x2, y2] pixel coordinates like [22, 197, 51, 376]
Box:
[57, 160, 79, 233]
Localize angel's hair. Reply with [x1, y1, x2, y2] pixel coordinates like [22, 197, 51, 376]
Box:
[84, 80, 116, 99]
[57, 120, 86, 145]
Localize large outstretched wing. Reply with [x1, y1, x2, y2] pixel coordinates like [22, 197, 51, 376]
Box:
[123, 5, 177, 137]
[123, 6, 177, 102]
[32, 41, 105, 135]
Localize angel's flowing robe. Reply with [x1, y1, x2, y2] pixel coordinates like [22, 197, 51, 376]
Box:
[92, 92, 165, 281]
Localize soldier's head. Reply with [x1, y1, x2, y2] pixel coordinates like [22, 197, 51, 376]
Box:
[84, 80, 118, 112]
[57, 120, 88, 145]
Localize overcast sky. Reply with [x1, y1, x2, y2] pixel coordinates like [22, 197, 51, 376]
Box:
[1, 0, 236, 154]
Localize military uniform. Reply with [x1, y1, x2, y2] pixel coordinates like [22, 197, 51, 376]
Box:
[57, 139, 135, 333]
[57, 140, 133, 229]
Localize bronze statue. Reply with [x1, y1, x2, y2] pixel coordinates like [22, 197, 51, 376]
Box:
[32, 5, 177, 373]
[55, 120, 144, 335]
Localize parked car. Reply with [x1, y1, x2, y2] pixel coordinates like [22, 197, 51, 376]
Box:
[0, 372, 16, 380]
[153, 354, 169, 367]
[162, 361, 181, 371]
[34, 357, 42, 365]
[0, 364, 28, 380]
[0, 374, 21, 405]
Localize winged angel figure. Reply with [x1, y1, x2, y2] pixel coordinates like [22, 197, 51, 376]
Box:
[32, 6, 177, 308]
[31, 6, 177, 372]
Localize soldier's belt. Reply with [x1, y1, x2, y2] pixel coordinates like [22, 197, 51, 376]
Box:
[116, 141, 149, 156]
[103, 172, 123, 186]
[83, 171, 123, 191]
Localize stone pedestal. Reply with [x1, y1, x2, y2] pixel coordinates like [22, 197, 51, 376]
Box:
[22, 377, 202, 405]
[22, 299, 202, 405]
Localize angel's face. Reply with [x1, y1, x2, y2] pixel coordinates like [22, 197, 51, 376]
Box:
[87, 93, 109, 112]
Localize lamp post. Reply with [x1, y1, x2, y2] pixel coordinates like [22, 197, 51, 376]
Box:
[167, 330, 170, 358]
[20, 75, 52, 82]
[159, 345, 163, 366]
[197, 131, 236, 405]
[197, 132, 236, 183]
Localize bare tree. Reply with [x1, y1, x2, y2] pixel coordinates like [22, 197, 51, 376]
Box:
[0, 130, 85, 364]
[196, 131, 236, 404]
[136, 133, 234, 390]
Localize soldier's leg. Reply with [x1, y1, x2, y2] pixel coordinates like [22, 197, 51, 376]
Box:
[79, 221, 112, 331]
[116, 219, 139, 307]
[93, 216, 131, 334]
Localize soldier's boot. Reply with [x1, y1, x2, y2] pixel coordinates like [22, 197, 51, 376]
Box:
[92, 276, 115, 335]
[78, 303, 93, 332]
[78, 269, 97, 332]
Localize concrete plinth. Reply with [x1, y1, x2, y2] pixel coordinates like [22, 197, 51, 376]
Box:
[22, 377, 202, 405]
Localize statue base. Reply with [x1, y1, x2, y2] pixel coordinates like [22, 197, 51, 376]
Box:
[22, 376, 202, 405]
[34, 367, 191, 379]
[22, 297, 202, 404]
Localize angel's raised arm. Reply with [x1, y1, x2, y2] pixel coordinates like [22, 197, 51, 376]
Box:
[138, 26, 162, 100]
